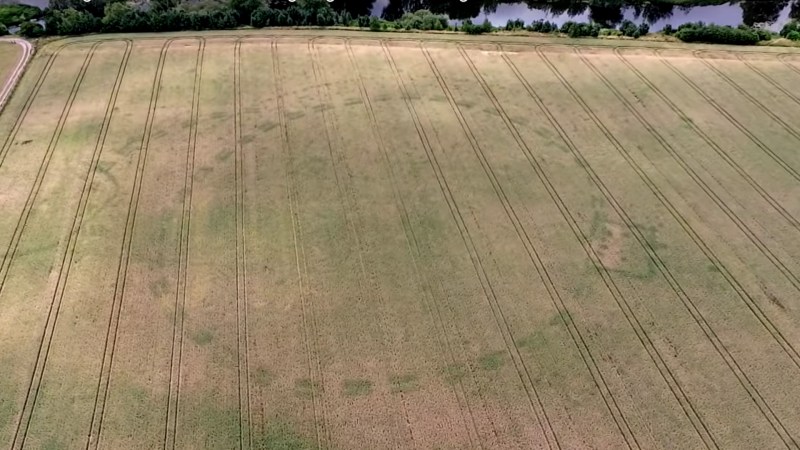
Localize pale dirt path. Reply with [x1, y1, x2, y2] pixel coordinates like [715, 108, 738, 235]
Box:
[0, 38, 34, 113]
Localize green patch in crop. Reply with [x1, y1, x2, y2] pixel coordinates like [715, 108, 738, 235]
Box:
[294, 378, 320, 399]
[191, 329, 214, 346]
[254, 420, 313, 450]
[441, 363, 467, 385]
[253, 367, 273, 387]
[478, 351, 505, 371]
[516, 332, 546, 350]
[389, 374, 418, 394]
[342, 378, 373, 397]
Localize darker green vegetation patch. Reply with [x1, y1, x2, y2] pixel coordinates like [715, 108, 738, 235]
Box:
[254, 420, 313, 450]
[342, 378, 373, 397]
[441, 363, 467, 385]
[294, 378, 320, 399]
[389, 374, 418, 394]
[478, 351, 505, 371]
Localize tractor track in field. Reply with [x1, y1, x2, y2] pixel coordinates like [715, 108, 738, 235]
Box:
[0, 38, 33, 139]
[613, 49, 800, 236]
[454, 43, 645, 450]
[654, 50, 800, 185]
[85, 38, 173, 450]
[163, 37, 205, 450]
[776, 54, 800, 76]
[731, 52, 800, 109]
[576, 45, 800, 448]
[344, 37, 491, 450]
[0, 39, 32, 112]
[381, 39, 558, 450]
[272, 39, 330, 450]
[502, 44, 720, 449]
[692, 50, 800, 144]
[618, 48, 800, 348]
[233, 39, 253, 450]
[308, 38, 416, 449]
[0, 42, 99, 295]
[419, 42, 562, 450]
[532, 44, 797, 449]
[8, 40, 131, 450]
[590, 47, 800, 318]
[615, 48, 800, 373]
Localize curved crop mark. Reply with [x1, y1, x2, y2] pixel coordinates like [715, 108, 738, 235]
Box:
[85, 38, 174, 450]
[384, 39, 558, 450]
[233, 39, 252, 450]
[455, 44, 646, 450]
[272, 38, 329, 450]
[654, 50, 800, 184]
[574, 46, 799, 448]
[163, 37, 205, 450]
[8, 40, 131, 450]
[309, 37, 416, 447]
[610, 48, 800, 304]
[343, 38, 490, 448]
[0, 42, 100, 295]
[515, 44, 723, 449]
[534, 44, 796, 448]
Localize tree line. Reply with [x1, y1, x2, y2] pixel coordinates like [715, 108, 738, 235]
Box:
[3, 0, 799, 46]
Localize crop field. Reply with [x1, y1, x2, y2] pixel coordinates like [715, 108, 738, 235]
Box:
[1, 32, 800, 449]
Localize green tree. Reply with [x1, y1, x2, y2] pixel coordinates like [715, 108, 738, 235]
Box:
[19, 20, 44, 37]
[229, 0, 263, 24]
[102, 2, 145, 32]
[53, 7, 99, 34]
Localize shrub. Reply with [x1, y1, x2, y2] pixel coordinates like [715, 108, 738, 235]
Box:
[102, 2, 146, 33]
[661, 23, 673, 35]
[599, 27, 621, 36]
[638, 22, 650, 36]
[505, 18, 524, 30]
[53, 8, 99, 35]
[395, 10, 447, 31]
[356, 15, 370, 27]
[674, 22, 760, 45]
[19, 21, 44, 37]
[368, 16, 381, 31]
[619, 19, 639, 37]
[0, 4, 41, 27]
[0, 23, 8, 35]
[788, 30, 800, 41]
[781, 19, 799, 37]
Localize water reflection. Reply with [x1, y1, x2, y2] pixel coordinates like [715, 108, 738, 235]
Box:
[368, 0, 797, 31]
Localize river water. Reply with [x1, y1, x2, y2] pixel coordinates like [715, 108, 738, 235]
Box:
[370, 0, 797, 32]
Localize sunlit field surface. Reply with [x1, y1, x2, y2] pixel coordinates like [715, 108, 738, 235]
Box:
[1, 32, 800, 449]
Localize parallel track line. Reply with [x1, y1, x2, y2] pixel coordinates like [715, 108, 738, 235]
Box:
[382, 39, 556, 449]
[163, 37, 205, 450]
[655, 50, 800, 184]
[573, 46, 798, 448]
[309, 38, 416, 448]
[86, 38, 173, 450]
[272, 39, 329, 450]
[344, 38, 489, 449]
[233, 38, 252, 450]
[10, 40, 130, 450]
[456, 44, 643, 450]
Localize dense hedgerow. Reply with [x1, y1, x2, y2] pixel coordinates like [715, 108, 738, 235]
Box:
[673, 21, 765, 45]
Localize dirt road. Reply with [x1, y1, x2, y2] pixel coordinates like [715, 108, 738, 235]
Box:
[0, 38, 33, 113]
